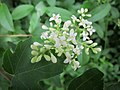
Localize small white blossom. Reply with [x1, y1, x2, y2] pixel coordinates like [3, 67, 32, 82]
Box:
[82, 31, 90, 41]
[41, 32, 49, 39]
[73, 46, 81, 55]
[67, 29, 77, 44]
[87, 26, 95, 36]
[49, 14, 61, 24]
[72, 60, 80, 71]
[71, 15, 79, 22]
[62, 20, 72, 30]
[64, 52, 72, 64]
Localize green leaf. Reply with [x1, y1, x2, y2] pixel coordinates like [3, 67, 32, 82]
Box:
[89, 3, 111, 22]
[78, 49, 89, 66]
[12, 4, 34, 20]
[93, 23, 104, 38]
[0, 3, 14, 31]
[0, 76, 10, 90]
[3, 38, 64, 89]
[105, 82, 120, 90]
[28, 12, 39, 33]
[111, 7, 119, 19]
[47, 0, 56, 6]
[35, 1, 46, 17]
[46, 7, 72, 21]
[68, 68, 104, 90]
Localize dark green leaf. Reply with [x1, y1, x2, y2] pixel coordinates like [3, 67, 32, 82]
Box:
[46, 7, 72, 21]
[89, 3, 111, 22]
[0, 3, 14, 31]
[3, 38, 64, 90]
[105, 82, 120, 90]
[47, 0, 56, 6]
[35, 1, 46, 16]
[28, 12, 39, 33]
[78, 49, 89, 66]
[0, 76, 10, 90]
[68, 68, 104, 90]
[93, 23, 104, 38]
[12, 4, 34, 20]
[111, 7, 119, 19]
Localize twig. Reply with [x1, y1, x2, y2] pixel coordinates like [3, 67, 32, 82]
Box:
[0, 68, 12, 84]
[0, 34, 32, 37]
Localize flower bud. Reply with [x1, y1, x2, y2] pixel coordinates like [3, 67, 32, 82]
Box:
[50, 53, 57, 63]
[86, 40, 93, 44]
[91, 43, 98, 47]
[42, 25, 48, 29]
[95, 48, 101, 52]
[33, 42, 41, 46]
[31, 45, 38, 50]
[36, 55, 42, 62]
[85, 48, 89, 55]
[44, 55, 51, 61]
[31, 56, 37, 63]
[31, 51, 38, 56]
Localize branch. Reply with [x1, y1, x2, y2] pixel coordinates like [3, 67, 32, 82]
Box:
[0, 68, 13, 84]
[0, 34, 32, 37]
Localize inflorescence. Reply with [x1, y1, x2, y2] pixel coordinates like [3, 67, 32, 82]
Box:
[30, 8, 101, 70]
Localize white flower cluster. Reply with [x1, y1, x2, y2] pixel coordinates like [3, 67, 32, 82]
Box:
[31, 8, 101, 71]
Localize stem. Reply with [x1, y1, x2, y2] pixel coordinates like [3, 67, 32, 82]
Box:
[0, 34, 32, 37]
[0, 68, 12, 84]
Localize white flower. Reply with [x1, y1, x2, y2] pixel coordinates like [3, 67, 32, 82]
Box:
[71, 15, 79, 22]
[56, 47, 64, 56]
[50, 53, 57, 63]
[72, 60, 80, 71]
[54, 38, 61, 48]
[77, 8, 84, 14]
[67, 29, 77, 44]
[62, 20, 72, 30]
[82, 31, 90, 41]
[64, 52, 72, 64]
[49, 14, 61, 24]
[41, 31, 49, 39]
[49, 32, 58, 39]
[59, 36, 67, 46]
[79, 19, 87, 28]
[73, 46, 81, 55]
[42, 25, 48, 29]
[87, 27, 95, 36]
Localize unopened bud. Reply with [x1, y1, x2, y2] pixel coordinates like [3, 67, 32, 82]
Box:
[31, 51, 38, 56]
[50, 53, 57, 63]
[44, 55, 51, 61]
[31, 56, 37, 63]
[36, 55, 42, 62]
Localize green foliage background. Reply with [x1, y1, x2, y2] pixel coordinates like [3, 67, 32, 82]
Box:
[0, 0, 120, 90]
